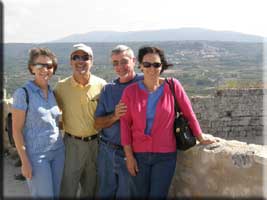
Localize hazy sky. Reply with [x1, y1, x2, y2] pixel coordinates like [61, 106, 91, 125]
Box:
[3, 0, 267, 43]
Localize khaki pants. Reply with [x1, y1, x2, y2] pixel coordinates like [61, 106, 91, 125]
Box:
[60, 135, 98, 198]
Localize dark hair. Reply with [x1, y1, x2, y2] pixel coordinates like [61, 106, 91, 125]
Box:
[28, 47, 58, 74]
[137, 46, 173, 74]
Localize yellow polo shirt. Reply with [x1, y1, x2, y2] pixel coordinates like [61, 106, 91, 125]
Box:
[54, 75, 106, 137]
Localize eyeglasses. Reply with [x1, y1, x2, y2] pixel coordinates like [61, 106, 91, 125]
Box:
[142, 62, 162, 68]
[72, 55, 91, 61]
[112, 59, 129, 67]
[33, 63, 54, 70]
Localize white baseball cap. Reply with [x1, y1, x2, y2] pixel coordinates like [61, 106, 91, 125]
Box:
[71, 43, 93, 57]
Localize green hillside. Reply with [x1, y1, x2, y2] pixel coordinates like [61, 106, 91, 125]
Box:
[4, 41, 263, 97]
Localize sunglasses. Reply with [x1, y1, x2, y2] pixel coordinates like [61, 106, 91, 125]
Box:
[72, 55, 91, 61]
[142, 62, 162, 68]
[112, 59, 129, 67]
[33, 63, 54, 69]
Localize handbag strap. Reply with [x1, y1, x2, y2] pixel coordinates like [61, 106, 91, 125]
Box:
[21, 87, 29, 112]
[165, 78, 181, 117]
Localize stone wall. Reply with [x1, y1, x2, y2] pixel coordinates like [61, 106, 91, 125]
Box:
[168, 135, 267, 198]
[191, 88, 266, 144]
[2, 98, 13, 150]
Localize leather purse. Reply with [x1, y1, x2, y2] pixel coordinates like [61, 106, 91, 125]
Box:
[166, 78, 196, 151]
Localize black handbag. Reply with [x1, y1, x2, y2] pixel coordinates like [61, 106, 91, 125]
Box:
[166, 78, 196, 151]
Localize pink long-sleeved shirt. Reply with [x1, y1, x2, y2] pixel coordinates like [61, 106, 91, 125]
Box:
[120, 79, 202, 153]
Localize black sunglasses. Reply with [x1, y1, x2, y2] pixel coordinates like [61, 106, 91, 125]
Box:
[33, 63, 54, 69]
[72, 55, 91, 61]
[142, 62, 162, 68]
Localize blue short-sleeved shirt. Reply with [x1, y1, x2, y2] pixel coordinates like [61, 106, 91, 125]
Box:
[95, 74, 143, 145]
[12, 80, 64, 156]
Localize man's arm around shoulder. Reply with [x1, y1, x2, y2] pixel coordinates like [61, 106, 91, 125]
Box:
[94, 101, 127, 129]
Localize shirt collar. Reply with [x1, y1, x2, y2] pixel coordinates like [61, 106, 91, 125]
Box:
[27, 80, 52, 93]
[114, 74, 138, 85]
[70, 76, 82, 87]
[71, 74, 98, 88]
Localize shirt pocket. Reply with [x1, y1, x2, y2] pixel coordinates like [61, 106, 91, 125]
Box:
[86, 84, 102, 101]
[86, 88, 101, 111]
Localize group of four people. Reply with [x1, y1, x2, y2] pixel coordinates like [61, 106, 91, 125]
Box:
[11, 43, 215, 199]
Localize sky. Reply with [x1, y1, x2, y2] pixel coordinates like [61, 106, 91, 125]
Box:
[2, 0, 267, 43]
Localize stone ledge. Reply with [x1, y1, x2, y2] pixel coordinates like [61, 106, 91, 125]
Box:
[169, 134, 267, 198]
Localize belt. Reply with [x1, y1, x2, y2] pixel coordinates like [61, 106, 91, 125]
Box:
[65, 132, 98, 142]
[100, 137, 123, 150]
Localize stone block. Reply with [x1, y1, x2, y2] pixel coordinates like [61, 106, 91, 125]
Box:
[168, 135, 266, 198]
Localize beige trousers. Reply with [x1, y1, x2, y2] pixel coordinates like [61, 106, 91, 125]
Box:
[60, 135, 98, 198]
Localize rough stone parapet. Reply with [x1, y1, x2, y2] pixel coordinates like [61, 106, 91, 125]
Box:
[168, 134, 267, 198]
[191, 88, 266, 144]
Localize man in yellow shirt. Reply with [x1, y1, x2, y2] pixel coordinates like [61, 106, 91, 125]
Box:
[54, 43, 106, 198]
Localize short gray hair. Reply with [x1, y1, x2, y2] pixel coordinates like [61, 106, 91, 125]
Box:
[111, 44, 134, 58]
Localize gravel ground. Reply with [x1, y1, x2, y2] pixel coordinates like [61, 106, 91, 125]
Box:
[3, 152, 30, 199]
[3, 149, 81, 199]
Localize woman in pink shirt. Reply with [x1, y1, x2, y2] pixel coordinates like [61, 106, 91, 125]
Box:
[120, 46, 215, 199]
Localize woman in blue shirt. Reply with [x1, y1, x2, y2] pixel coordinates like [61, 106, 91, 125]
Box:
[12, 48, 65, 198]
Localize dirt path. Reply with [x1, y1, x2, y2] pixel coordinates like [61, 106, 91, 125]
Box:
[3, 153, 30, 198]
[3, 150, 81, 199]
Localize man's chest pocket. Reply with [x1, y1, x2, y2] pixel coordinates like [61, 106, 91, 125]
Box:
[86, 88, 101, 102]
[85, 95, 98, 113]
[80, 93, 98, 104]
[80, 95, 89, 104]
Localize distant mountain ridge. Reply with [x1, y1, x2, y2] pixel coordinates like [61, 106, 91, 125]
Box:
[51, 28, 264, 43]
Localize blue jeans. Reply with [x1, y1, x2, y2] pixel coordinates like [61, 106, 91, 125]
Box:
[26, 147, 65, 198]
[129, 152, 177, 199]
[97, 141, 130, 199]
